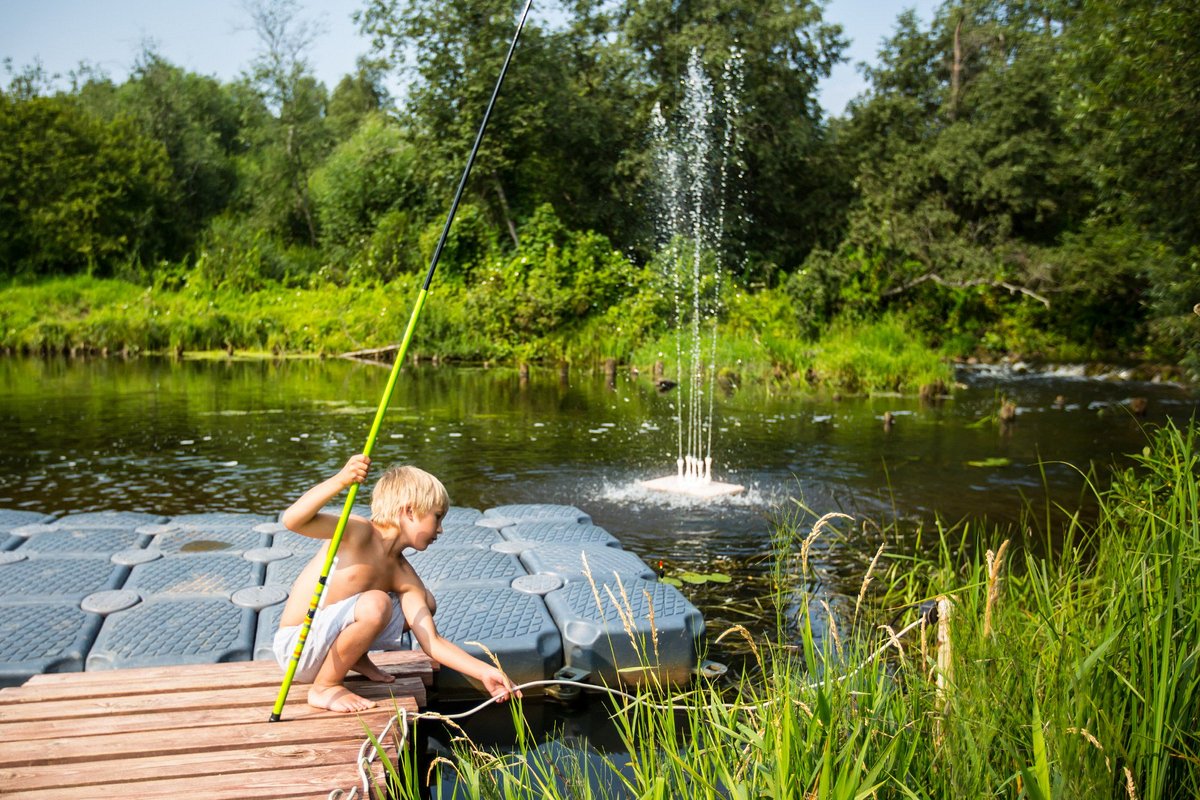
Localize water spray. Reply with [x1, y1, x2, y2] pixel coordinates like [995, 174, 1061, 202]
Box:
[641, 49, 744, 499]
[269, 0, 535, 722]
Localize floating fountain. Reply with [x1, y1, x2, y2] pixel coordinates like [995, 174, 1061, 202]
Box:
[640, 49, 745, 498]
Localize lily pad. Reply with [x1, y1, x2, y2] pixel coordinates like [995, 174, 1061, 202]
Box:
[661, 577, 683, 588]
[673, 571, 732, 585]
[967, 457, 1011, 468]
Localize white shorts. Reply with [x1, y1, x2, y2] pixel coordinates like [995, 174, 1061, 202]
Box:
[273, 592, 410, 684]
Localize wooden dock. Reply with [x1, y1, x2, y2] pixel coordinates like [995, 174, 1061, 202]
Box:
[0, 651, 434, 799]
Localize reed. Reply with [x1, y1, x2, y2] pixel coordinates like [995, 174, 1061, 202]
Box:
[380, 422, 1200, 799]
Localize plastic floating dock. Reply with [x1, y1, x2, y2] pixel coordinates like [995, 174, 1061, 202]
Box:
[0, 504, 706, 697]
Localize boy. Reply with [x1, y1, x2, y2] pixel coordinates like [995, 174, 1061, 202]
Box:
[274, 454, 517, 712]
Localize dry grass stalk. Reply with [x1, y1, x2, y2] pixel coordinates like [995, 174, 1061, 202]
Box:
[714, 624, 762, 667]
[604, 583, 639, 652]
[936, 596, 953, 695]
[982, 539, 1010, 640]
[466, 640, 503, 671]
[855, 543, 886, 621]
[580, 551, 608, 622]
[1067, 726, 1111, 773]
[820, 599, 844, 661]
[880, 623, 907, 666]
[644, 589, 660, 663]
[801, 512, 853, 575]
[1124, 766, 1138, 800]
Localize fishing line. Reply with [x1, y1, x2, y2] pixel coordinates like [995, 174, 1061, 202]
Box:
[269, 0, 535, 722]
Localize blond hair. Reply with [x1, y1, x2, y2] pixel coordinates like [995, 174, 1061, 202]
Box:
[370, 465, 449, 526]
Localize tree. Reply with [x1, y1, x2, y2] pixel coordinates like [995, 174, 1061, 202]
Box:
[240, 0, 333, 246]
[311, 113, 421, 244]
[835, 3, 1093, 324]
[358, 0, 559, 246]
[0, 94, 174, 276]
[1062, 0, 1200, 253]
[326, 58, 390, 140]
[94, 51, 244, 260]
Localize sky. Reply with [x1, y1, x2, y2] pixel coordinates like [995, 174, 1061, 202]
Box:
[1, 0, 941, 117]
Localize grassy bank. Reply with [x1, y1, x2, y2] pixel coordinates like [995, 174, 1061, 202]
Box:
[400, 422, 1199, 798]
[0, 275, 952, 393]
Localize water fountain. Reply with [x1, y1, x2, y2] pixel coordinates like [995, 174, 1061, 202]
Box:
[640, 49, 745, 498]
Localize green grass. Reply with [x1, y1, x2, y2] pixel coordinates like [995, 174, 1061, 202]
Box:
[391, 421, 1199, 799]
[0, 275, 953, 393]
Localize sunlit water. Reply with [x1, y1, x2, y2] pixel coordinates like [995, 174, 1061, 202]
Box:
[1, 355, 1194, 590]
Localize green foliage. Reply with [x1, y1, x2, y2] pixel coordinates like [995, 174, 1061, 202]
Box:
[417, 203, 499, 284]
[1, 0, 1199, 369]
[1062, 0, 1200, 252]
[0, 93, 175, 276]
[99, 50, 245, 259]
[810, 314, 951, 392]
[463, 204, 647, 358]
[191, 214, 319, 292]
[309, 112, 426, 283]
[324, 60, 389, 140]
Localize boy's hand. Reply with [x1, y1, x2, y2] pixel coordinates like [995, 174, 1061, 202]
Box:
[337, 454, 371, 489]
[481, 667, 520, 702]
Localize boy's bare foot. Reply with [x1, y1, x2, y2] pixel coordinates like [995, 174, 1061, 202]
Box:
[352, 655, 396, 683]
[308, 683, 377, 713]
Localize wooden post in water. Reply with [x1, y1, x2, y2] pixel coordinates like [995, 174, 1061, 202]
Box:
[934, 595, 953, 748]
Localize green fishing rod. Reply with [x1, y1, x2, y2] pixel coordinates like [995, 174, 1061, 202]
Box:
[270, 0, 535, 722]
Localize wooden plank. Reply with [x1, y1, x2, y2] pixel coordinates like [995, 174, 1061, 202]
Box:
[0, 676, 426, 724]
[9, 652, 434, 695]
[0, 706, 404, 769]
[0, 738, 376, 792]
[19, 658, 285, 685]
[0, 683, 420, 742]
[5, 761, 394, 800]
[0, 651, 433, 704]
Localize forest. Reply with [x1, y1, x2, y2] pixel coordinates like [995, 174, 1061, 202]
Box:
[1, 0, 1197, 385]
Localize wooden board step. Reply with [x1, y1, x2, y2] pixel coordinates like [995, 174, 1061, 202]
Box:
[0, 651, 433, 797]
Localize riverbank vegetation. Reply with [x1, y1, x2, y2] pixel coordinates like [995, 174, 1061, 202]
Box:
[3, 0, 1198, 382]
[397, 421, 1200, 798]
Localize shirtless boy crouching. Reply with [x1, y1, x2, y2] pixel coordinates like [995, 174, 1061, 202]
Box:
[273, 454, 518, 712]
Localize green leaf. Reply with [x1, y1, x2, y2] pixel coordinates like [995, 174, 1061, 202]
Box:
[967, 457, 1012, 468]
[679, 571, 708, 584]
[1031, 694, 1052, 800]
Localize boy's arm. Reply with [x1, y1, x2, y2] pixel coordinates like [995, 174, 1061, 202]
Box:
[280, 454, 371, 539]
[399, 585, 519, 701]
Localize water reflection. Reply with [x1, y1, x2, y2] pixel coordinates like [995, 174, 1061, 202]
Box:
[1, 356, 1194, 592]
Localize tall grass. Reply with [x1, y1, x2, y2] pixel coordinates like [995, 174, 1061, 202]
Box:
[0, 276, 952, 393]
[397, 421, 1199, 799]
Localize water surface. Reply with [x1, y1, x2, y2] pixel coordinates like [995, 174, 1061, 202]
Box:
[2, 356, 1192, 548]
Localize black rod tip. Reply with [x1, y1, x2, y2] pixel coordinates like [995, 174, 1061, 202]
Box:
[268, 713, 282, 723]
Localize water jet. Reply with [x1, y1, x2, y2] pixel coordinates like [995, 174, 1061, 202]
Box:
[639, 49, 745, 498]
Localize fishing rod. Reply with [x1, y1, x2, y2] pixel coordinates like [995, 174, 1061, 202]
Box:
[270, 0, 535, 722]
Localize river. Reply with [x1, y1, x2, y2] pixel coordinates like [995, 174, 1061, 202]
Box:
[2, 355, 1193, 610]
